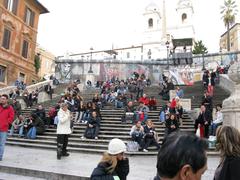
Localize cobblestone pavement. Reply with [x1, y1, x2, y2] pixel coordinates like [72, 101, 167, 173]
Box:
[0, 146, 219, 180]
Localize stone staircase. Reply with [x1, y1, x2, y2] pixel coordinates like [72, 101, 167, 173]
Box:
[6, 81, 230, 155]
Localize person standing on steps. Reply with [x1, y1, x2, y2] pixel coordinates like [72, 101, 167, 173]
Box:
[56, 103, 71, 160]
[91, 138, 129, 180]
[0, 94, 14, 161]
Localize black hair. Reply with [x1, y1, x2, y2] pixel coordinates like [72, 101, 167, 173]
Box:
[157, 132, 208, 178]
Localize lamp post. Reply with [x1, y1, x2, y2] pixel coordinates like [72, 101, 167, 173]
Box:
[88, 47, 93, 73]
[220, 47, 223, 66]
[165, 41, 170, 69]
[202, 53, 206, 71]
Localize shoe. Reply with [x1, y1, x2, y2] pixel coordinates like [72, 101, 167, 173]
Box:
[143, 149, 148, 152]
[95, 137, 98, 140]
[62, 153, 70, 157]
[81, 136, 85, 139]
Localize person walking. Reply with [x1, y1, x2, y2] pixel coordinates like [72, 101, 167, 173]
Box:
[214, 126, 240, 180]
[0, 94, 14, 161]
[56, 103, 72, 160]
[91, 138, 129, 180]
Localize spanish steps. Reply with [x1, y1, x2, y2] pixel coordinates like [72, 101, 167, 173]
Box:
[6, 81, 230, 155]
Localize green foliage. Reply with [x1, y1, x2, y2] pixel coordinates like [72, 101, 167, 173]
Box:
[221, 0, 238, 27]
[34, 54, 41, 73]
[192, 40, 208, 55]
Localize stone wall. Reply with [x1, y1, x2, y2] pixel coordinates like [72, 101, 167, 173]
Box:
[219, 74, 236, 94]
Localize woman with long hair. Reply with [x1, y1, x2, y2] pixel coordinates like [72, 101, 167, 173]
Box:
[91, 138, 129, 180]
[214, 126, 240, 180]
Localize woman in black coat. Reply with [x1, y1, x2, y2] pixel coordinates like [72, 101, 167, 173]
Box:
[91, 138, 129, 180]
[214, 126, 240, 180]
[165, 114, 179, 135]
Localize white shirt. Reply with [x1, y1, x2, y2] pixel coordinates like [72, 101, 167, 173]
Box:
[213, 111, 223, 124]
[56, 108, 72, 134]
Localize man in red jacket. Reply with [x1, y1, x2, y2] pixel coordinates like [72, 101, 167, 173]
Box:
[0, 94, 14, 161]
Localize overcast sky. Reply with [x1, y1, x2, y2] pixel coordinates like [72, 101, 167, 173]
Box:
[37, 0, 238, 56]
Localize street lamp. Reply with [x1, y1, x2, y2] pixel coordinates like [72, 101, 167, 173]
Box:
[202, 53, 206, 71]
[88, 47, 93, 73]
[220, 47, 223, 66]
[165, 41, 170, 69]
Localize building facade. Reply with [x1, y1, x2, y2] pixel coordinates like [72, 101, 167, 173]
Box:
[220, 23, 240, 52]
[0, 0, 48, 87]
[36, 45, 55, 79]
[58, 0, 195, 63]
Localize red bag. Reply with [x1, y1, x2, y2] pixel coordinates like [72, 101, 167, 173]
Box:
[139, 112, 145, 121]
[207, 85, 213, 96]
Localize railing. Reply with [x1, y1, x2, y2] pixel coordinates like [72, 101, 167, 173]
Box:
[0, 80, 53, 96]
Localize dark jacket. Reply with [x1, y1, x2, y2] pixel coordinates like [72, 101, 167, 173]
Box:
[144, 126, 155, 139]
[32, 117, 45, 135]
[214, 156, 240, 180]
[195, 110, 212, 129]
[34, 109, 46, 121]
[165, 118, 179, 134]
[88, 117, 100, 128]
[91, 158, 129, 180]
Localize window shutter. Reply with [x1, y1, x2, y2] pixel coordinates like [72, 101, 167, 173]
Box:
[24, 7, 27, 23]
[30, 11, 35, 27]
[2, 28, 11, 49]
[4, 0, 8, 9]
[12, 0, 19, 15]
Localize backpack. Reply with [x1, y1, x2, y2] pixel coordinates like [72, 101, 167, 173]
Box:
[126, 141, 139, 152]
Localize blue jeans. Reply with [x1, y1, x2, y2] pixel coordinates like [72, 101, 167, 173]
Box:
[0, 131, 8, 160]
[9, 126, 24, 136]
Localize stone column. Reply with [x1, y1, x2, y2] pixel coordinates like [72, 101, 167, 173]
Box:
[222, 62, 240, 131]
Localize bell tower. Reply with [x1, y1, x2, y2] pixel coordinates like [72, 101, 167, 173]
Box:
[176, 0, 194, 26]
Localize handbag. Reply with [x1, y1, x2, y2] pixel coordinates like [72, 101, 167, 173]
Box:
[127, 141, 139, 152]
[85, 128, 95, 139]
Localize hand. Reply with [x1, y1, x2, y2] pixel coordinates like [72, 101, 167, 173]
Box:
[205, 121, 208, 125]
[198, 124, 201, 128]
[89, 124, 93, 128]
[171, 125, 175, 129]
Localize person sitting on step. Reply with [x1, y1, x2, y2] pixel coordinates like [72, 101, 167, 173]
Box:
[122, 101, 136, 123]
[130, 121, 144, 146]
[136, 102, 149, 124]
[142, 120, 160, 152]
[82, 111, 101, 140]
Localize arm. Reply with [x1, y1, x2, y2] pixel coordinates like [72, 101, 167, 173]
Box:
[57, 111, 70, 123]
[8, 106, 15, 124]
[115, 158, 129, 180]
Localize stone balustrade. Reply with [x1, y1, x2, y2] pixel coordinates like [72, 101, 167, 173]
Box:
[219, 74, 236, 94]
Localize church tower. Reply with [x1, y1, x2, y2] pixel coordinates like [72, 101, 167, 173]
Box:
[176, 0, 194, 26]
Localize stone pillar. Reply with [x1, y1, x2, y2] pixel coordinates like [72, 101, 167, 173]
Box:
[222, 62, 240, 131]
[38, 91, 50, 103]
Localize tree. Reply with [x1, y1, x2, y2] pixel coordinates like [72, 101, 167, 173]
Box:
[34, 54, 41, 74]
[192, 40, 208, 55]
[220, 0, 238, 51]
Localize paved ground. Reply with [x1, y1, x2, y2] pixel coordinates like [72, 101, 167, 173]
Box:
[0, 146, 219, 180]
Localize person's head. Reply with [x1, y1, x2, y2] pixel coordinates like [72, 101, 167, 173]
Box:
[92, 111, 97, 118]
[136, 121, 142, 128]
[146, 120, 153, 127]
[61, 103, 68, 111]
[167, 101, 171, 107]
[216, 126, 240, 158]
[216, 104, 222, 111]
[101, 138, 126, 173]
[157, 132, 208, 180]
[37, 105, 43, 110]
[18, 114, 24, 121]
[170, 114, 176, 120]
[127, 101, 133, 107]
[200, 105, 206, 112]
[0, 94, 9, 105]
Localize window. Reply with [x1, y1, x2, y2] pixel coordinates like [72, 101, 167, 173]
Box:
[0, 65, 6, 83]
[127, 52, 130, 59]
[22, 40, 29, 58]
[148, 18, 153, 28]
[2, 28, 11, 49]
[19, 73, 25, 82]
[24, 7, 35, 27]
[182, 13, 187, 23]
[4, 0, 18, 15]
